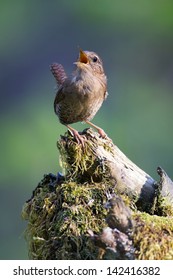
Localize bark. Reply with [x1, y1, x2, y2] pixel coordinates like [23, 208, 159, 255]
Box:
[22, 128, 173, 260]
[58, 128, 159, 212]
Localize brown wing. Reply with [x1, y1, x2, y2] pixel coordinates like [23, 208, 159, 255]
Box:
[54, 86, 65, 113]
[50, 63, 67, 85]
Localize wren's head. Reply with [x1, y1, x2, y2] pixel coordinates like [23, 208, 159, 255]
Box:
[75, 49, 105, 75]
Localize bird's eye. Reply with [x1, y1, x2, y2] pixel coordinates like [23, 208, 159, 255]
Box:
[93, 56, 98, 62]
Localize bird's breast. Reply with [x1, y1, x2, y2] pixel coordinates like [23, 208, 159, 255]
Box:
[55, 76, 106, 125]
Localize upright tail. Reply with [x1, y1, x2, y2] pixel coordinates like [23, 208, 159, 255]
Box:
[50, 63, 67, 85]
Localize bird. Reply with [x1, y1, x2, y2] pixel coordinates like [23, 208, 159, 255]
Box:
[50, 49, 108, 145]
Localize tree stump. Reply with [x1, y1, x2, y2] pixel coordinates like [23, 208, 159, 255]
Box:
[22, 129, 173, 260]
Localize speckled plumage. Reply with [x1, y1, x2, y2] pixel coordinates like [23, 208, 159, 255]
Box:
[50, 50, 108, 144]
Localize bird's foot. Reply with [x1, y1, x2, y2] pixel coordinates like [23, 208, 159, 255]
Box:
[85, 121, 107, 139]
[72, 130, 86, 147]
[97, 128, 107, 138]
[66, 125, 86, 147]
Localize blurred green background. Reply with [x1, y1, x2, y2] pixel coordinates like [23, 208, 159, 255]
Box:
[0, 0, 173, 259]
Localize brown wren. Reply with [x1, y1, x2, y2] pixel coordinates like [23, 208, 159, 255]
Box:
[50, 49, 108, 145]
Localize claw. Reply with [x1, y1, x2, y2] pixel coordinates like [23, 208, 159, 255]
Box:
[85, 121, 107, 138]
[97, 128, 107, 138]
[72, 130, 86, 147]
[66, 125, 86, 147]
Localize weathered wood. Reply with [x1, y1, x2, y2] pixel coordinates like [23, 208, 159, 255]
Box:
[59, 128, 158, 211]
[157, 166, 173, 199]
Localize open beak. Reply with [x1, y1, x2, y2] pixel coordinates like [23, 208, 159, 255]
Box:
[79, 49, 88, 64]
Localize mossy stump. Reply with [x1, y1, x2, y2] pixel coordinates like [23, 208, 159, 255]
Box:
[22, 129, 173, 259]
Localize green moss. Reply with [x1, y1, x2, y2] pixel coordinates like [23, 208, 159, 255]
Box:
[22, 130, 173, 259]
[154, 193, 173, 217]
[22, 174, 111, 259]
[57, 130, 114, 184]
[133, 212, 173, 260]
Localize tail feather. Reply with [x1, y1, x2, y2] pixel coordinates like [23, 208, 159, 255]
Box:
[50, 63, 67, 85]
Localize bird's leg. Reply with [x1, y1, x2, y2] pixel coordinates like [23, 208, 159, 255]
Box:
[66, 125, 85, 146]
[85, 121, 107, 138]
